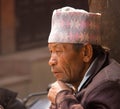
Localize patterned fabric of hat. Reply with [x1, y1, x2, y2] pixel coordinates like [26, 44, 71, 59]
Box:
[48, 6, 101, 45]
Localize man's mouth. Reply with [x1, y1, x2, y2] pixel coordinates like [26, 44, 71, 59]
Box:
[53, 72, 62, 77]
[51, 68, 62, 77]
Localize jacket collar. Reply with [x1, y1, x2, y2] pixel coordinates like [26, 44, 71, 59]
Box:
[78, 52, 109, 91]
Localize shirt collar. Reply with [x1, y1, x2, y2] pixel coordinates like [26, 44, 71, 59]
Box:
[77, 57, 98, 91]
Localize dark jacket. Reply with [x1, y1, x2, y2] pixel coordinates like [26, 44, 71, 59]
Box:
[0, 88, 26, 109]
[49, 53, 120, 109]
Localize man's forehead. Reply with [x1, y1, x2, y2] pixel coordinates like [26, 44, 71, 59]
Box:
[48, 43, 72, 49]
[48, 43, 61, 47]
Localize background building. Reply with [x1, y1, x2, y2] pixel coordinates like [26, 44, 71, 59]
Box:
[0, 0, 119, 99]
[0, 0, 89, 99]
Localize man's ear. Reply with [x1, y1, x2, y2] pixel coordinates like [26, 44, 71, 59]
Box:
[82, 43, 93, 62]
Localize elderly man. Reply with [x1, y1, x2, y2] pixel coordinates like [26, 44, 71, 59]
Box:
[47, 7, 120, 109]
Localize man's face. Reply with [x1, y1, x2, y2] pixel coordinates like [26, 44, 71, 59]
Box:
[48, 43, 85, 85]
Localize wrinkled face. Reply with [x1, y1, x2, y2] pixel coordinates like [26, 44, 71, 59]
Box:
[48, 43, 86, 85]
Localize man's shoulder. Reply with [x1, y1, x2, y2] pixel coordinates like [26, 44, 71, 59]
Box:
[80, 59, 120, 95]
[99, 59, 120, 78]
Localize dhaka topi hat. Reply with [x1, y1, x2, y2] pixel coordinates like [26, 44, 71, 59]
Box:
[48, 6, 101, 45]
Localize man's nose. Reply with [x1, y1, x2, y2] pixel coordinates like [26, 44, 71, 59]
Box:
[48, 55, 57, 66]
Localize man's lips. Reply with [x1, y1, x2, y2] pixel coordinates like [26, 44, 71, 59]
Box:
[51, 68, 62, 76]
[53, 71, 62, 77]
[51, 68, 60, 74]
[53, 71, 61, 74]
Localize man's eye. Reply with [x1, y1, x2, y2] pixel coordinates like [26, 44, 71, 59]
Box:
[49, 50, 52, 54]
[56, 50, 62, 53]
[56, 50, 62, 52]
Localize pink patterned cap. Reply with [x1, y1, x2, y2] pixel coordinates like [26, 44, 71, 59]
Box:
[48, 6, 101, 44]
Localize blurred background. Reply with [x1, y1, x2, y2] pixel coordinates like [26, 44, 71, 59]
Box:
[0, 0, 120, 99]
